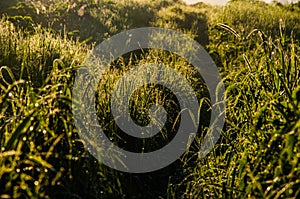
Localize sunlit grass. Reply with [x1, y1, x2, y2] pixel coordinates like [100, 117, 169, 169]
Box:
[0, 0, 300, 198]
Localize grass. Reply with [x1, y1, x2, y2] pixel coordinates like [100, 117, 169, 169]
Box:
[0, 0, 300, 198]
[0, 18, 123, 198]
[173, 23, 300, 198]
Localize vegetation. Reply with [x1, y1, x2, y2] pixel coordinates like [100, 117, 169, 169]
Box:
[0, 0, 299, 198]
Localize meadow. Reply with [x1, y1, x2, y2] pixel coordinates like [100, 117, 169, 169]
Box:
[0, 0, 300, 198]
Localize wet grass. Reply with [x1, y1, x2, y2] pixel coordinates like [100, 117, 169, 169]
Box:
[0, 0, 300, 198]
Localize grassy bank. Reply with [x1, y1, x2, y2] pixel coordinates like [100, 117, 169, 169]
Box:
[0, 0, 300, 198]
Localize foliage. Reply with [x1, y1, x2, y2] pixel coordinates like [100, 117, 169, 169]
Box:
[0, 19, 122, 198]
[175, 25, 300, 198]
[0, 0, 300, 198]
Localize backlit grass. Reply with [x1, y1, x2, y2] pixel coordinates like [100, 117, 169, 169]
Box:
[0, 0, 300, 198]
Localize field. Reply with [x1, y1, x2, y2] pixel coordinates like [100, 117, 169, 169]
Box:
[0, 0, 300, 198]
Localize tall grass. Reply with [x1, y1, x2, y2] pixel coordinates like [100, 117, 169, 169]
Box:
[93, 48, 209, 153]
[173, 14, 300, 199]
[0, 0, 300, 198]
[0, 19, 124, 198]
[0, 14, 209, 198]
